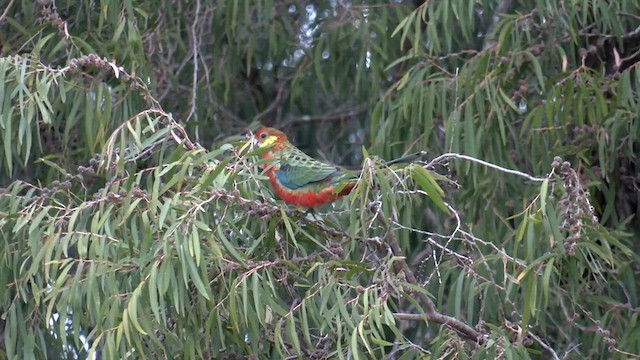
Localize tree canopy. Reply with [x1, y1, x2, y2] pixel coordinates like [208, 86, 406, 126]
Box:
[1, 0, 639, 359]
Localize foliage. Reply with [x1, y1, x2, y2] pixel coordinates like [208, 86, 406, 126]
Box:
[1, 0, 639, 359]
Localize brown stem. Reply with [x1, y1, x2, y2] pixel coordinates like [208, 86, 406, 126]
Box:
[379, 210, 486, 344]
[212, 188, 486, 343]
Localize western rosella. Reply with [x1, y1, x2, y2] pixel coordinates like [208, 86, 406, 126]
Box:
[254, 127, 356, 208]
[254, 127, 426, 209]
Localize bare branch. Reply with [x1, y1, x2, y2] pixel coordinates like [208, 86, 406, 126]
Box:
[0, 0, 16, 24]
[186, 0, 202, 139]
[279, 102, 371, 128]
[483, 0, 515, 50]
[529, 331, 561, 360]
[374, 203, 486, 344]
[254, 81, 291, 123]
[427, 153, 548, 182]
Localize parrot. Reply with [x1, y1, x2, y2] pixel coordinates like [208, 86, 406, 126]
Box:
[254, 127, 425, 209]
[254, 127, 356, 208]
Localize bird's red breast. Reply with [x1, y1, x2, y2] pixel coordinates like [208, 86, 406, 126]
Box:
[265, 166, 355, 208]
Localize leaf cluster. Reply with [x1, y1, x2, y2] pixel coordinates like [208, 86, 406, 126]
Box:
[1, 1, 639, 359]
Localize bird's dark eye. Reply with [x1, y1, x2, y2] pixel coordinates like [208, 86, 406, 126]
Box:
[260, 133, 267, 139]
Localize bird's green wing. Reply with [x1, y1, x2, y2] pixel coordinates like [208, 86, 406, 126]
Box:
[275, 147, 342, 190]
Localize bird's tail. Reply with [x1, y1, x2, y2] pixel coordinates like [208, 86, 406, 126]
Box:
[331, 151, 428, 194]
[384, 151, 428, 166]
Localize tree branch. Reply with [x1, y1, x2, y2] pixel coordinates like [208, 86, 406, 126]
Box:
[483, 0, 515, 50]
[253, 81, 290, 123]
[211, 186, 486, 343]
[427, 153, 548, 182]
[186, 0, 202, 140]
[528, 331, 561, 360]
[0, 0, 16, 24]
[376, 205, 487, 344]
[278, 102, 371, 128]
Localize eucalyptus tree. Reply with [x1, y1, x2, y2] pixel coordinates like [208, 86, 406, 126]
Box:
[1, 0, 639, 359]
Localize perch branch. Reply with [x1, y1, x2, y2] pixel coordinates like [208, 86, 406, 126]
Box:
[426, 153, 548, 182]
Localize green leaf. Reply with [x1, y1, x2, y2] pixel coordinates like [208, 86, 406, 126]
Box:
[540, 178, 549, 217]
[411, 166, 450, 214]
[127, 286, 148, 335]
[523, 51, 545, 91]
[216, 226, 245, 264]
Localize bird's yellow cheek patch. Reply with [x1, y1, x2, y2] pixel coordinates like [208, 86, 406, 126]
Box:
[259, 135, 278, 148]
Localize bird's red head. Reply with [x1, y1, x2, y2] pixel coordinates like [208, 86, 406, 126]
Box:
[254, 127, 290, 151]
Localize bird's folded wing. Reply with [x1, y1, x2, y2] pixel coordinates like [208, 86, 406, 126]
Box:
[275, 151, 342, 190]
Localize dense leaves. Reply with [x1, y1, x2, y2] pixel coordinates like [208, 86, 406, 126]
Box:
[1, 0, 639, 359]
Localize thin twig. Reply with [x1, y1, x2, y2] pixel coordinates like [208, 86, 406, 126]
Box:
[254, 81, 290, 123]
[528, 331, 561, 360]
[187, 0, 202, 139]
[427, 153, 548, 182]
[376, 207, 486, 343]
[483, 0, 515, 50]
[0, 0, 16, 24]
[279, 102, 371, 128]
